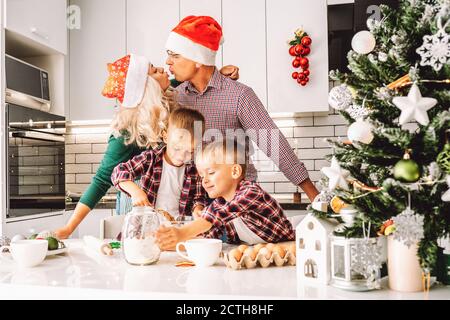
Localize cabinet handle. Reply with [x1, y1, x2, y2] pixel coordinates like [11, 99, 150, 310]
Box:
[30, 27, 49, 40]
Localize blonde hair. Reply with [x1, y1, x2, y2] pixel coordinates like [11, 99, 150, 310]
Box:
[110, 76, 178, 148]
[196, 137, 249, 178]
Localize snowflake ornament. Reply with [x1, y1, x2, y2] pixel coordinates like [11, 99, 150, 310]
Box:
[346, 104, 370, 120]
[392, 207, 425, 247]
[442, 175, 450, 202]
[416, 28, 450, 72]
[351, 239, 382, 289]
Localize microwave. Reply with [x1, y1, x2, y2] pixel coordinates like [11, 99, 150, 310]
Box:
[5, 54, 51, 112]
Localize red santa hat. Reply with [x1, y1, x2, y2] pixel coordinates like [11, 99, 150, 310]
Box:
[165, 15, 224, 66]
[102, 54, 149, 108]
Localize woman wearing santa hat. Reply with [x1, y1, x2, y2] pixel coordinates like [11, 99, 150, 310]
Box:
[54, 54, 238, 239]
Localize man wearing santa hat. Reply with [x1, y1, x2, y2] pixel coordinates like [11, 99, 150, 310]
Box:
[165, 15, 319, 202]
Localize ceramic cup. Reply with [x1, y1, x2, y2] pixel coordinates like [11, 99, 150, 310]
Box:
[176, 239, 222, 267]
[0, 239, 48, 268]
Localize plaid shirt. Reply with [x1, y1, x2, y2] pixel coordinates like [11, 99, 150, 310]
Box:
[111, 144, 207, 217]
[176, 68, 309, 185]
[201, 180, 295, 244]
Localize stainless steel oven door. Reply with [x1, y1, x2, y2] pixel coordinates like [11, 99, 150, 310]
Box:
[6, 103, 65, 219]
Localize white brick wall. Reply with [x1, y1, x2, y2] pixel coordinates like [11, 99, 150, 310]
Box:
[65, 93, 349, 200]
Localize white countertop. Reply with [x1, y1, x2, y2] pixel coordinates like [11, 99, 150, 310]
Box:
[0, 240, 448, 300]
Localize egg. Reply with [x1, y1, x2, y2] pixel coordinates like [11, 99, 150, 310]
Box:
[272, 244, 286, 258]
[11, 234, 26, 243]
[253, 243, 265, 254]
[258, 247, 272, 260]
[237, 244, 248, 253]
[288, 243, 296, 257]
[229, 248, 243, 262]
[243, 247, 257, 260]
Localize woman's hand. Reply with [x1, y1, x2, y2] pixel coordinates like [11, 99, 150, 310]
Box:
[131, 188, 151, 207]
[220, 65, 239, 80]
[54, 226, 72, 240]
[156, 225, 182, 251]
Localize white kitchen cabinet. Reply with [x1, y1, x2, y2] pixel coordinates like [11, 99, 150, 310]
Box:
[266, 0, 329, 113]
[222, 0, 267, 108]
[5, 0, 68, 54]
[126, 0, 179, 69]
[4, 213, 65, 238]
[179, 0, 222, 68]
[69, 0, 126, 121]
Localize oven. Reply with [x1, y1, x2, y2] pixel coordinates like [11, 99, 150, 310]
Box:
[6, 103, 65, 219]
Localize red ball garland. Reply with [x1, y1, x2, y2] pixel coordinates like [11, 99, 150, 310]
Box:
[288, 30, 312, 87]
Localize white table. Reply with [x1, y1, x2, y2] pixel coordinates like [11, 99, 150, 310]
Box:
[0, 239, 448, 300]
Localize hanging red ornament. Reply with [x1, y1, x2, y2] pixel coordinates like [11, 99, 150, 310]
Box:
[289, 46, 296, 56]
[299, 57, 309, 67]
[294, 44, 304, 56]
[288, 29, 312, 87]
[301, 36, 312, 46]
[302, 46, 311, 56]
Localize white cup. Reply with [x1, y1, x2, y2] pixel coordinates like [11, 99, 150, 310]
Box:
[176, 239, 222, 267]
[0, 239, 48, 268]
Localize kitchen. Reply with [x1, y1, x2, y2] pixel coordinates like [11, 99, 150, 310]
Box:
[0, 0, 449, 301]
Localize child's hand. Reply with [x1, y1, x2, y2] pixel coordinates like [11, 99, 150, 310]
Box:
[156, 225, 182, 251]
[192, 205, 204, 220]
[131, 189, 151, 207]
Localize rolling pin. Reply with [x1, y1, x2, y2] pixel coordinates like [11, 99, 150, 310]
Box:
[83, 235, 114, 256]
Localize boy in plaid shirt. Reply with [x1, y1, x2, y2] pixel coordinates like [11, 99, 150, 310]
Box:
[111, 108, 207, 219]
[156, 138, 294, 249]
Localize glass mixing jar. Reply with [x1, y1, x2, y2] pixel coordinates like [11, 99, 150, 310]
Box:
[121, 206, 161, 265]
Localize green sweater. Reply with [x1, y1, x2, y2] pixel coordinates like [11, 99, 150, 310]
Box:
[79, 79, 181, 209]
[79, 135, 143, 209]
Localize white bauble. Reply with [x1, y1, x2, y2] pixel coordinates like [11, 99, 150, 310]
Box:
[352, 30, 376, 54]
[328, 84, 353, 110]
[11, 234, 26, 243]
[347, 119, 374, 144]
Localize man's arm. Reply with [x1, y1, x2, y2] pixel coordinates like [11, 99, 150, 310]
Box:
[237, 87, 319, 201]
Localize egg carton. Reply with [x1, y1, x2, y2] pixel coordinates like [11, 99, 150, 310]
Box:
[222, 242, 296, 270]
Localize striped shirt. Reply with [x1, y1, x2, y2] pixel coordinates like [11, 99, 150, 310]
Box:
[201, 180, 295, 244]
[111, 144, 207, 217]
[176, 68, 309, 185]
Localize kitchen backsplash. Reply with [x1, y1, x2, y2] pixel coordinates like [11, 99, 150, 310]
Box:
[65, 93, 347, 202]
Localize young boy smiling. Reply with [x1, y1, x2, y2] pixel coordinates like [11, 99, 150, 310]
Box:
[156, 138, 295, 250]
[111, 107, 207, 219]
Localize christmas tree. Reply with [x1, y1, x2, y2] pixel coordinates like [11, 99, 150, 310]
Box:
[321, 0, 450, 271]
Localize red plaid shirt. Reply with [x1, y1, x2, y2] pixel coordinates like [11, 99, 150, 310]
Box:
[201, 180, 295, 244]
[111, 144, 207, 217]
[176, 68, 309, 185]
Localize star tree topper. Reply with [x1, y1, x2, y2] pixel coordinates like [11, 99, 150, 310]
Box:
[392, 84, 437, 126]
[321, 157, 350, 191]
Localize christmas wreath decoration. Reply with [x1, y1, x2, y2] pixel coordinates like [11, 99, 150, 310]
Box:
[288, 28, 312, 86]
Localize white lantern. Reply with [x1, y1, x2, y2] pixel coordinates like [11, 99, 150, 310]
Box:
[330, 236, 382, 291]
[351, 30, 376, 54]
[347, 119, 374, 144]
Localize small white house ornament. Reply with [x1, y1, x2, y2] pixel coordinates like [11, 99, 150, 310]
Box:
[296, 213, 339, 285]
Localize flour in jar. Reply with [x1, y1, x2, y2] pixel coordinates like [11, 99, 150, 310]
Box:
[123, 237, 161, 265]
